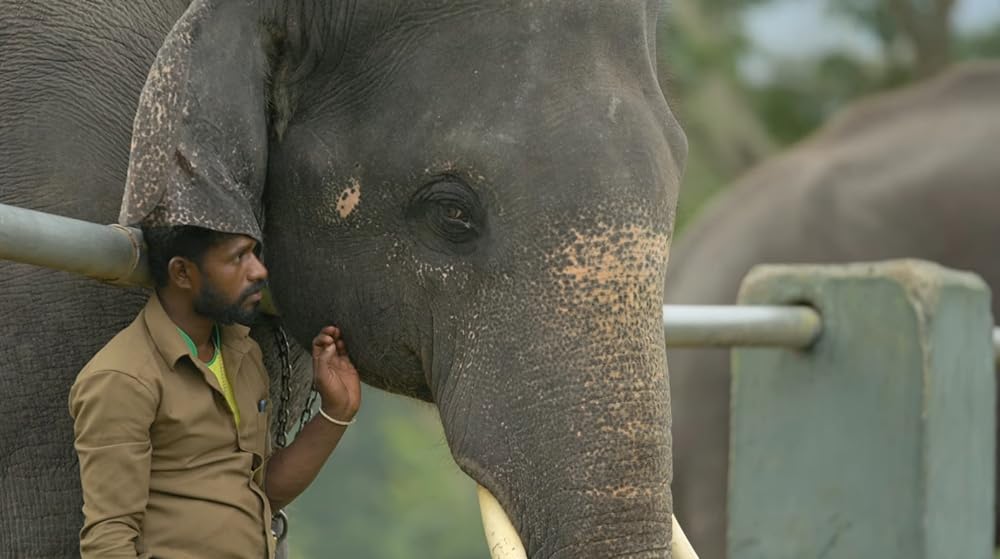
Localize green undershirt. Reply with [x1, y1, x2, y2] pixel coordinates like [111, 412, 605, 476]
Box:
[177, 326, 240, 425]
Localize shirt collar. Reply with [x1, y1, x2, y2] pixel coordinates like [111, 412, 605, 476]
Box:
[143, 293, 253, 368]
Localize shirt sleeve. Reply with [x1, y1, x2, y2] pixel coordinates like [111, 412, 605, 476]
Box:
[69, 369, 157, 559]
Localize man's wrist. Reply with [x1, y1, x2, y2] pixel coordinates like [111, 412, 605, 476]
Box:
[319, 402, 355, 424]
[317, 407, 354, 427]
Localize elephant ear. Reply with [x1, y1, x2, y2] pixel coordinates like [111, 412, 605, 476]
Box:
[120, 0, 270, 241]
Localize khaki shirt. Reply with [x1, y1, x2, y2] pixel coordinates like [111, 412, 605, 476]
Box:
[69, 294, 275, 559]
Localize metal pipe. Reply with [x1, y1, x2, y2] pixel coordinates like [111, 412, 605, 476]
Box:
[0, 203, 149, 286]
[0, 203, 995, 358]
[994, 328, 1000, 366]
[663, 304, 823, 349]
[0, 203, 291, 311]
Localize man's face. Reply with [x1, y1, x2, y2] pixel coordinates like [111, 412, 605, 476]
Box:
[191, 235, 268, 326]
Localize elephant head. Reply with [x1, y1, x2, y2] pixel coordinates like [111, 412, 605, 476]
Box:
[121, 1, 688, 556]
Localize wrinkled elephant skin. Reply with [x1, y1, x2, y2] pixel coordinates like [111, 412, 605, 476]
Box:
[0, 1, 687, 558]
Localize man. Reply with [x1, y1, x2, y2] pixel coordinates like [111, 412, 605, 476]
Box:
[69, 225, 361, 558]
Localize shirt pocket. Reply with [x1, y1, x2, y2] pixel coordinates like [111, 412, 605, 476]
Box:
[154, 365, 237, 467]
[254, 400, 272, 461]
[249, 399, 271, 490]
[238, 374, 272, 463]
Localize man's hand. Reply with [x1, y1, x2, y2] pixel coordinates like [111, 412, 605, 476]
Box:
[312, 326, 361, 424]
[266, 326, 363, 510]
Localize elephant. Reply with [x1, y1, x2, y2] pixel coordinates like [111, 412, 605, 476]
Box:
[0, 1, 691, 557]
[667, 61, 1000, 559]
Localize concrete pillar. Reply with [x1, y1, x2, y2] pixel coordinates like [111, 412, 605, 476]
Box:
[728, 260, 995, 559]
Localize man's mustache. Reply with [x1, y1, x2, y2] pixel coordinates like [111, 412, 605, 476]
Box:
[239, 281, 268, 302]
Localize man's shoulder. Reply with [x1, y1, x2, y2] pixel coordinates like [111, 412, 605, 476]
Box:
[78, 312, 161, 383]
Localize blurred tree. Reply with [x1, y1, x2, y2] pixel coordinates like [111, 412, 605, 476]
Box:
[831, 0, 956, 77]
[749, 52, 890, 144]
[286, 387, 485, 558]
[747, 0, 995, 151]
[658, 0, 778, 230]
[662, 0, 986, 236]
[956, 20, 1000, 59]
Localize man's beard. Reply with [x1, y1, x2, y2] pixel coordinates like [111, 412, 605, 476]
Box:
[193, 280, 267, 326]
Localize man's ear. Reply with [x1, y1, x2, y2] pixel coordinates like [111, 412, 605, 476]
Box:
[167, 257, 197, 291]
[120, 0, 271, 242]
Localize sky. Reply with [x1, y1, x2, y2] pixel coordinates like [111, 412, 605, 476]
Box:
[739, 0, 1000, 82]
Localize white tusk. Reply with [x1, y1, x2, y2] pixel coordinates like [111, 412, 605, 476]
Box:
[478, 484, 527, 559]
[478, 484, 700, 559]
[672, 515, 699, 559]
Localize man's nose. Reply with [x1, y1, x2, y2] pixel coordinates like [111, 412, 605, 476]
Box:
[248, 253, 268, 281]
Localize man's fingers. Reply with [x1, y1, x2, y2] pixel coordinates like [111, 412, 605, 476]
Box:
[313, 343, 336, 365]
[312, 336, 337, 362]
[313, 327, 342, 352]
[312, 334, 335, 347]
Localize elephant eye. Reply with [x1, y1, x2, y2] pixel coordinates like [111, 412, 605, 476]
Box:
[406, 177, 486, 253]
[440, 204, 473, 232]
[431, 199, 476, 240]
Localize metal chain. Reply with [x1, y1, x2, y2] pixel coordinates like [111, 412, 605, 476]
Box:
[273, 324, 294, 449]
[272, 323, 320, 449]
[298, 384, 320, 436]
[270, 322, 319, 547]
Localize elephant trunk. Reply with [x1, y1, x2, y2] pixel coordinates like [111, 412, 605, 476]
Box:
[437, 224, 675, 558]
[478, 488, 696, 559]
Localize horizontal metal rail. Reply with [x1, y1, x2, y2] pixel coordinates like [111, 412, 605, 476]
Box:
[662, 305, 823, 349]
[663, 305, 1000, 365]
[995, 328, 1000, 366]
[0, 203, 997, 361]
[0, 203, 149, 285]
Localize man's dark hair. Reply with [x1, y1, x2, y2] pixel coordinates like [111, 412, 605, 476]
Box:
[142, 225, 232, 288]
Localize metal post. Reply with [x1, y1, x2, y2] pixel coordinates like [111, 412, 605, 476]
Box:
[728, 260, 996, 559]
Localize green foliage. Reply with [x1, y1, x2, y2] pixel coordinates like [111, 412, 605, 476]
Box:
[829, 0, 901, 48]
[285, 387, 486, 559]
[747, 52, 916, 146]
[659, 0, 779, 232]
[956, 21, 1000, 59]
[669, 0, 998, 238]
[747, 7, 1000, 152]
